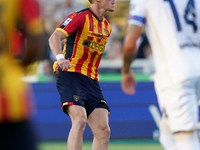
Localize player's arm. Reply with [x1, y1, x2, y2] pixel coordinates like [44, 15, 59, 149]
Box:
[49, 30, 66, 57]
[49, 30, 71, 70]
[49, 13, 81, 70]
[20, 0, 46, 67]
[121, 24, 143, 95]
[22, 33, 46, 67]
[122, 25, 142, 73]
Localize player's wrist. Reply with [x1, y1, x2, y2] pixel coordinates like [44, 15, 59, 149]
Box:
[121, 67, 131, 74]
[56, 54, 64, 61]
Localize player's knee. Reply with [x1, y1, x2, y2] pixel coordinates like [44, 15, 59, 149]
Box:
[103, 125, 111, 138]
[174, 130, 198, 140]
[72, 117, 87, 132]
[95, 124, 110, 140]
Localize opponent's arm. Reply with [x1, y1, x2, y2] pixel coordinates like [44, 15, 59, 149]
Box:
[121, 24, 142, 95]
[122, 25, 142, 73]
[49, 30, 71, 69]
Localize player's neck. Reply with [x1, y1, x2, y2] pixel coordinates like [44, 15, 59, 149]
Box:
[90, 4, 105, 20]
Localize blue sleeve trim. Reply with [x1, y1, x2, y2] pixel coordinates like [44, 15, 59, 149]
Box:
[129, 16, 146, 24]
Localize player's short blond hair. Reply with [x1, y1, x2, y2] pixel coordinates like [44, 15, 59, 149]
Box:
[88, 0, 93, 3]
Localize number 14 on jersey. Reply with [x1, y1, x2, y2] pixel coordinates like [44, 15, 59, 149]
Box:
[164, 0, 197, 32]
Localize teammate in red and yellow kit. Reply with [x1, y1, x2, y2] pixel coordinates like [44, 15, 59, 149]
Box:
[0, 0, 46, 149]
[49, 0, 115, 149]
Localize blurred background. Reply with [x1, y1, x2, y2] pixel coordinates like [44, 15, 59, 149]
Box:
[24, 0, 163, 149]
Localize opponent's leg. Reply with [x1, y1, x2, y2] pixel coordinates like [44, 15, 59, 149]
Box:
[87, 108, 110, 150]
[159, 115, 176, 150]
[67, 105, 87, 150]
[174, 130, 200, 150]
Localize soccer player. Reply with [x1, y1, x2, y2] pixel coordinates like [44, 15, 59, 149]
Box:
[49, 0, 115, 149]
[121, 0, 200, 150]
[0, 0, 46, 149]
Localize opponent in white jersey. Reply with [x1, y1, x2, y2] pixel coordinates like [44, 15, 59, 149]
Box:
[121, 0, 200, 150]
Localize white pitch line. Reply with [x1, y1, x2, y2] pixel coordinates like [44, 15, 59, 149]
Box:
[148, 105, 161, 128]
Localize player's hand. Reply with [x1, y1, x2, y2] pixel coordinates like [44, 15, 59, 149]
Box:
[57, 58, 71, 70]
[121, 70, 136, 95]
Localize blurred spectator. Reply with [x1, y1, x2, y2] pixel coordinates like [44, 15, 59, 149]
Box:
[38, 59, 55, 82]
[107, 39, 123, 59]
[104, 19, 123, 59]
[53, 0, 82, 29]
[136, 34, 154, 74]
[136, 34, 150, 58]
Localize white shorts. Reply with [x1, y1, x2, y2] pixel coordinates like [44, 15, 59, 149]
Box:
[155, 77, 200, 133]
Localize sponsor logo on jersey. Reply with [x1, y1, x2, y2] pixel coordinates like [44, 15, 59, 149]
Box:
[63, 18, 72, 26]
[82, 40, 105, 52]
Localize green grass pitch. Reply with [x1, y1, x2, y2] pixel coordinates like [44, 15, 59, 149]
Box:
[38, 139, 164, 150]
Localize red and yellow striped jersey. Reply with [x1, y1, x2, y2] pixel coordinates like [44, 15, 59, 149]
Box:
[0, 0, 42, 122]
[53, 7, 112, 81]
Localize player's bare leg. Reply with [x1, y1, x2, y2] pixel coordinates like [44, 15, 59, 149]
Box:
[67, 105, 87, 150]
[87, 108, 110, 150]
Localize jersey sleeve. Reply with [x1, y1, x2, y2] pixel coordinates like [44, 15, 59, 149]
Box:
[20, 0, 43, 35]
[128, 0, 147, 27]
[56, 13, 83, 37]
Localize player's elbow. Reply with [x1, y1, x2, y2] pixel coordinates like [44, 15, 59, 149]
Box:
[49, 30, 64, 48]
[123, 42, 137, 55]
[48, 33, 58, 50]
[48, 33, 56, 45]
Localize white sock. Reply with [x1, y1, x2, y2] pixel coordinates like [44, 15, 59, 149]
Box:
[159, 116, 176, 150]
[174, 131, 200, 150]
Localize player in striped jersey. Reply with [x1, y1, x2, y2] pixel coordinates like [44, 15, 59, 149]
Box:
[49, 0, 115, 149]
[121, 0, 200, 150]
[0, 0, 46, 149]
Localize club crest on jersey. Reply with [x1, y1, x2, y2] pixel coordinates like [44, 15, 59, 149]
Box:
[73, 95, 79, 102]
[63, 18, 72, 26]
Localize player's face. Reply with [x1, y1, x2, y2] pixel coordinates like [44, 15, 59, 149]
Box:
[100, 0, 115, 12]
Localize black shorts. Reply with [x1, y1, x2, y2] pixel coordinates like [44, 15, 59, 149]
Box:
[56, 71, 110, 116]
[0, 120, 37, 150]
